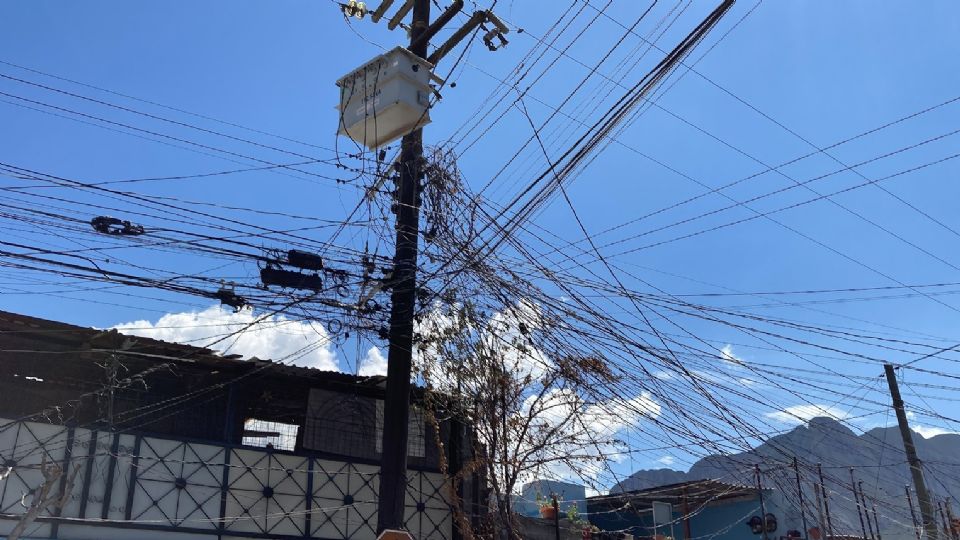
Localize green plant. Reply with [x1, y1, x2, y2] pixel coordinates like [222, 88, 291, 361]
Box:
[566, 504, 582, 523]
[536, 492, 561, 509]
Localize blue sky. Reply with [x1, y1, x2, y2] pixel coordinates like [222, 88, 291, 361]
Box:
[2, 1, 960, 481]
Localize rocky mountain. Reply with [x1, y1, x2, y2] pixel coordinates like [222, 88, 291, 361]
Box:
[614, 417, 960, 539]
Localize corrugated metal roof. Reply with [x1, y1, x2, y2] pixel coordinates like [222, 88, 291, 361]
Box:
[0, 309, 387, 387]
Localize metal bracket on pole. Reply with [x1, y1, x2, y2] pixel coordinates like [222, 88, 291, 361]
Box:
[370, 0, 395, 22]
[428, 11, 487, 65]
[387, 0, 414, 30]
[410, 0, 463, 52]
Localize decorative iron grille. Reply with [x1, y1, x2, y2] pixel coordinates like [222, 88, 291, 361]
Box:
[0, 417, 455, 540]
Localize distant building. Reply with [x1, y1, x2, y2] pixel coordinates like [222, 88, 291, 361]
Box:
[515, 479, 588, 519]
[588, 479, 804, 540]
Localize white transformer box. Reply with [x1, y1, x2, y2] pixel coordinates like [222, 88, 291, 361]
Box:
[336, 46, 434, 150]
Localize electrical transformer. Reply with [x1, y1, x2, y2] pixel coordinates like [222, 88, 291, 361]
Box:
[336, 46, 433, 150]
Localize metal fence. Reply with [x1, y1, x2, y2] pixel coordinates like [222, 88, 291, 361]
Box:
[0, 417, 453, 540]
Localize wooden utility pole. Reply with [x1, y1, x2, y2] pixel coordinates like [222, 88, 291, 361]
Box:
[376, 0, 431, 532]
[884, 364, 939, 540]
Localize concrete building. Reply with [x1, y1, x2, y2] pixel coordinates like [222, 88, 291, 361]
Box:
[588, 479, 804, 540]
[0, 310, 483, 540]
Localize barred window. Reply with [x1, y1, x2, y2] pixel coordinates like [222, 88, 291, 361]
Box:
[375, 401, 425, 458]
[242, 418, 299, 451]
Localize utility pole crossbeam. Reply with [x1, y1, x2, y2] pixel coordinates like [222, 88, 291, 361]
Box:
[885, 363, 939, 540]
[376, 0, 429, 533]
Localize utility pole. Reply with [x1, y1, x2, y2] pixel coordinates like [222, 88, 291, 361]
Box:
[908, 486, 923, 540]
[552, 495, 561, 540]
[872, 501, 883, 540]
[335, 0, 509, 533]
[814, 482, 826, 537]
[794, 457, 809, 538]
[851, 468, 869, 540]
[818, 464, 835, 540]
[376, 0, 430, 533]
[860, 481, 876, 540]
[756, 465, 770, 540]
[884, 363, 939, 540]
[946, 499, 959, 540]
[939, 501, 952, 539]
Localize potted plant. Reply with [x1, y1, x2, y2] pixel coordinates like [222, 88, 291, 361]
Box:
[537, 493, 559, 520]
[567, 505, 598, 539]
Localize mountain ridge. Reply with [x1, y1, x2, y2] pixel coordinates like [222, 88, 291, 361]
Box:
[613, 417, 960, 540]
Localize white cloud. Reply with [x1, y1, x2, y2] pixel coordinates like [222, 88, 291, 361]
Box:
[584, 393, 661, 439]
[720, 344, 746, 367]
[657, 455, 676, 466]
[904, 412, 958, 438]
[113, 305, 338, 371]
[415, 299, 554, 391]
[358, 346, 388, 376]
[765, 404, 851, 425]
[653, 370, 674, 380]
[411, 299, 663, 490]
[913, 425, 957, 438]
[518, 390, 662, 487]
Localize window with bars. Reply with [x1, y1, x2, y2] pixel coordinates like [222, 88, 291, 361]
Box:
[302, 388, 426, 459]
[241, 418, 299, 451]
[376, 401, 426, 458]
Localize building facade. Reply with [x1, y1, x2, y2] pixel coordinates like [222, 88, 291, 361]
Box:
[588, 480, 804, 540]
[514, 479, 587, 520]
[0, 311, 482, 540]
